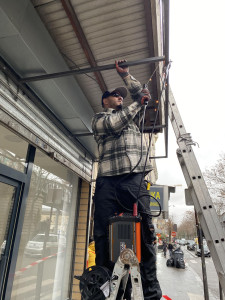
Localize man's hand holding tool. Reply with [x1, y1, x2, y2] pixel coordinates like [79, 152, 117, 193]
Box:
[115, 59, 151, 105]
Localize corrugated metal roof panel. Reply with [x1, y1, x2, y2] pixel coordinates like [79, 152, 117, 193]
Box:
[32, 0, 164, 124]
[1, 0, 165, 157]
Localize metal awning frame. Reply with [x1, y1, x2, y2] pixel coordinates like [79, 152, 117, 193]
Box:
[0, 0, 170, 160]
[0, 56, 93, 159]
[19, 56, 165, 83]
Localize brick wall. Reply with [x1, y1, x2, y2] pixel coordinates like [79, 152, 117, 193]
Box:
[71, 180, 90, 300]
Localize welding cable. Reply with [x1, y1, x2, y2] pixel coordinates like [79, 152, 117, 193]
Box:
[116, 61, 161, 179]
[114, 80, 162, 214]
[138, 193, 162, 217]
[113, 90, 161, 216]
[136, 62, 171, 208]
[113, 102, 148, 213]
[113, 62, 169, 215]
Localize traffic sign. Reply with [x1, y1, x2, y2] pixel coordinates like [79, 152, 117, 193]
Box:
[171, 231, 176, 237]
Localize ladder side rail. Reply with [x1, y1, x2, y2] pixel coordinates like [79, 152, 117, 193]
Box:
[168, 87, 225, 292]
[106, 257, 129, 300]
[169, 89, 225, 240]
[130, 265, 144, 299]
[177, 153, 225, 275]
[176, 151, 224, 239]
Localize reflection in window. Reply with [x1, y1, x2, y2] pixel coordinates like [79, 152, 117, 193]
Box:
[11, 149, 80, 300]
[0, 125, 28, 173]
[0, 183, 16, 261]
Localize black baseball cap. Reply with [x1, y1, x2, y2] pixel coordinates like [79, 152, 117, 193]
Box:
[101, 87, 127, 107]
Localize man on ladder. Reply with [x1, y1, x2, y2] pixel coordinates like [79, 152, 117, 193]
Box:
[92, 60, 162, 300]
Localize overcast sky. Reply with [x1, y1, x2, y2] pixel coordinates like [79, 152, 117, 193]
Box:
[155, 0, 225, 224]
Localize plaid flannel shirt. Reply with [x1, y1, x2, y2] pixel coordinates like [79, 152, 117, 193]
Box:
[92, 74, 152, 177]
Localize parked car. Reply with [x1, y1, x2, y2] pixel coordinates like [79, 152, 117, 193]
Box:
[179, 239, 186, 246]
[24, 233, 66, 257]
[186, 240, 194, 245]
[195, 244, 210, 257]
[187, 241, 196, 251]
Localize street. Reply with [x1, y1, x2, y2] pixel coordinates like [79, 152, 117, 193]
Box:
[9, 245, 224, 300]
[184, 246, 221, 299]
[157, 245, 222, 300]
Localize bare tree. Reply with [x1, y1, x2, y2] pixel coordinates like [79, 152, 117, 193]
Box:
[178, 210, 196, 239]
[165, 217, 175, 242]
[203, 153, 225, 216]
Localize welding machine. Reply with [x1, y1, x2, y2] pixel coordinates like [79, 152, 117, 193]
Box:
[109, 213, 142, 263]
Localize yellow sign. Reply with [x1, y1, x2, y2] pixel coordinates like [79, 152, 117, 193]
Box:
[150, 191, 161, 199]
[148, 186, 164, 211]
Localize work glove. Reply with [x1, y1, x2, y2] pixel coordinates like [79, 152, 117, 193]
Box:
[115, 59, 129, 78]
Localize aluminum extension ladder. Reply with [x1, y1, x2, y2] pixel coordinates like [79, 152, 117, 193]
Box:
[168, 87, 225, 294]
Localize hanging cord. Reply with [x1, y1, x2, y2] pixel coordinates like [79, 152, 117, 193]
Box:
[113, 102, 148, 213]
[113, 62, 170, 216]
[138, 193, 162, 217]
[146, 63, 160, 85]
[136, 62, 171, 205]
[135, 61, 171, 216]
[115, 62, 161, 180]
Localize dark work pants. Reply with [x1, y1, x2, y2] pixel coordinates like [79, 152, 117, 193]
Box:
[93, 173, 162, 300]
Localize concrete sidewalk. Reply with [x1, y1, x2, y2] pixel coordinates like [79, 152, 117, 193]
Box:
[156, 251, 216, 300]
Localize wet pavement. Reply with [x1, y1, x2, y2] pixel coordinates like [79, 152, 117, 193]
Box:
[156, 248, 219, 300]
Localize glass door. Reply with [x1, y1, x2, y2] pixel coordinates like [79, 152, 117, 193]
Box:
[0, 176, 21, 298]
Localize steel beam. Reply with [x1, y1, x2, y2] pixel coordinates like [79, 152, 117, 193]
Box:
[19, 56, 165, 83]
[73, 124, 167, 137]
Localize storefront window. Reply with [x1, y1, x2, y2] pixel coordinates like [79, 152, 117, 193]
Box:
[0, 183, 16, 261]
[11, 149, 79, 300]
[0, 125, 28, 173]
